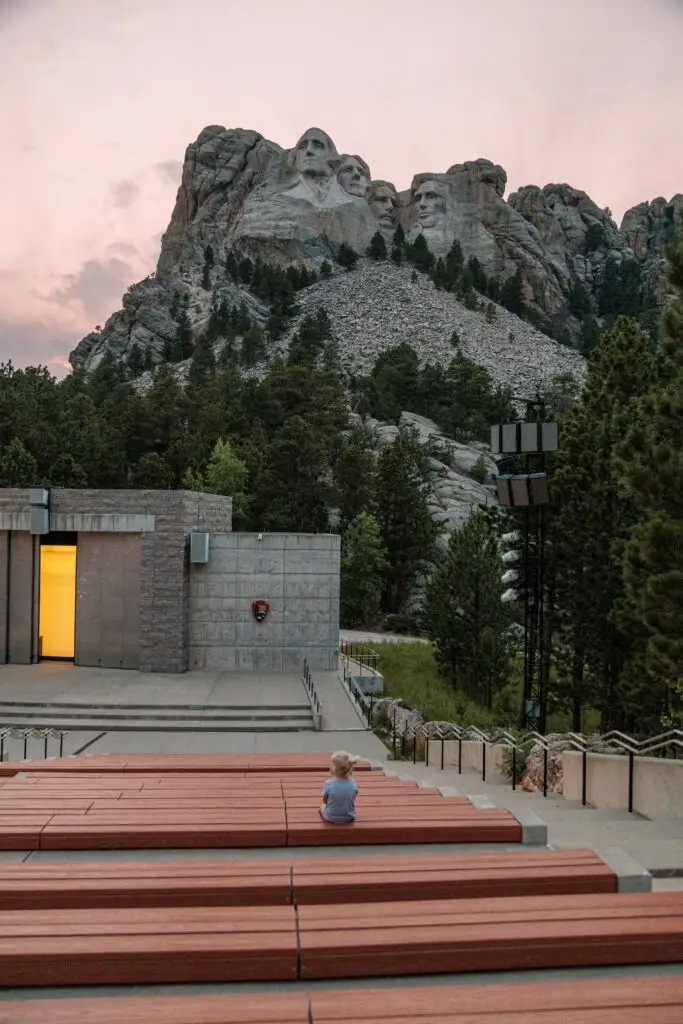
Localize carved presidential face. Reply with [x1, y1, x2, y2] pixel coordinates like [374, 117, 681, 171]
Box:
[338, 155, 370, 198]
[369, 182, 399, 228]
[294, 128, 336, 179]
[414, 180, 446, 228]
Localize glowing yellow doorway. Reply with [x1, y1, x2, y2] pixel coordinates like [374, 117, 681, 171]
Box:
[39, 545, 77, 659]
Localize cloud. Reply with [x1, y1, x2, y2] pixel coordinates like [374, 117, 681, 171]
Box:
[50, 257, 134, 320]
[0, 318, 77, 376]
[107, 240, 139, 257]
[110, 179, 141, 208]
[155, 159, 183, 185]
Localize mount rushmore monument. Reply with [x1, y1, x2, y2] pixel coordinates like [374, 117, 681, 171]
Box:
[70, 124, 681, 387]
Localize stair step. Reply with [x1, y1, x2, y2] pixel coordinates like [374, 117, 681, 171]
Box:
[0, 716, 315, 733]
[0, 708, 311, 723]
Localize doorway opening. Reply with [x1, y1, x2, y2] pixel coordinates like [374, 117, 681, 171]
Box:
[39, 541, 77, 660]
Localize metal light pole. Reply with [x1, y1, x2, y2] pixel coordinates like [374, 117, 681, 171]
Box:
[492, 402, 558, 733]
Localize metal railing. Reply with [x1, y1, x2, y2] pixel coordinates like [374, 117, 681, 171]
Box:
[302, 660, 322, 730]
[353, 691, 683, 812]
[0, 727, 66, 763]
[339, 641, 379, 675]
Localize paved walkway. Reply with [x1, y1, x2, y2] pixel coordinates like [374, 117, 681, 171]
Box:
[382, 761, 683, 876]
[0, 663, 309, 707]
[0, 662, 388, 761]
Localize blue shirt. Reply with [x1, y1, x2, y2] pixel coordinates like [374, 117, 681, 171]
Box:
[322, 777, 357, 823]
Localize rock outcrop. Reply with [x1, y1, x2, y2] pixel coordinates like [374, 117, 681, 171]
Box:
[357, 410, 497, 553]
[70, 123, 679, 378]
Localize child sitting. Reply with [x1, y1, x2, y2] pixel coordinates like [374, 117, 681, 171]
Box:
[320, 750, 358, 824]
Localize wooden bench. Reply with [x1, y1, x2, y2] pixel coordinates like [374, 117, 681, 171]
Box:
[4, 973, 683, 1020]
[0, 849, 619, 911]
[0, 753, 374, 776]
[0, 771, 525, 850]
[292, 848, 618, 903]
[309, 975, 683, 1022]
[0, 905, 298, 987]
[298, 891, 683, 980]
[0, 858, 292, 910]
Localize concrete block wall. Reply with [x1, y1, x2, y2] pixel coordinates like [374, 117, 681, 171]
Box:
[53, 490, 232, 673]
[188, 532, 340, 672]
[0, 488, 233, 673]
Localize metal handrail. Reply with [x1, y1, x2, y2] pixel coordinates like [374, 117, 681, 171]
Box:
[377, 702, 682, 810]
[301, 660, 322, 730]
[339, 641, 379, 675]
[0, 727, 66, 763]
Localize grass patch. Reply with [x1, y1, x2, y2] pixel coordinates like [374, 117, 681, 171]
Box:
[375, 642, 497, 728]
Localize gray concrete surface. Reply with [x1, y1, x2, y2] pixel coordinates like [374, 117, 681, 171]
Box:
[382, 762, 683, 874]
[2, 962, 682, 1003]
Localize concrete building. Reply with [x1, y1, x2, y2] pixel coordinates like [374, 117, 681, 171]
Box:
[0, 488, 340, 673]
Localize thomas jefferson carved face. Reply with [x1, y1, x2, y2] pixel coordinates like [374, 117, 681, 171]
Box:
[414, 180, 446, 228]
[294, 128, 337, 179]
[369, 181, 399, 228]
[338, 155, 370, 198]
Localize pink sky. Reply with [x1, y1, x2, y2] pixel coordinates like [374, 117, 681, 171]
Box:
[1, 0, 681, 374]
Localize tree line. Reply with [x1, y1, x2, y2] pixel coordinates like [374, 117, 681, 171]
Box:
[421, 218, 683, 734]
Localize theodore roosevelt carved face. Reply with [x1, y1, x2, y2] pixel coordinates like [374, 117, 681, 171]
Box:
[414, 179, 446, 228]
[369, 181, 399, 228]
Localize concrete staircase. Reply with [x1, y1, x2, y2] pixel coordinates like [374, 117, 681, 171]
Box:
[0, 700, 316, 733]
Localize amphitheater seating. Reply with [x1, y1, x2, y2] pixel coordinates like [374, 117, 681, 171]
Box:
[6, 976, 683, 1022]
[1, 891, 682, 987]
[297, 891, 683, 979]
[0, 849, 619, 910]
[0, 751, 677, 1020]
[0, 753, 374, 776]
[0, 768, 523, 849]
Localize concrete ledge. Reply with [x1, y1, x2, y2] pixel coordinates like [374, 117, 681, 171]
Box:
[468, 794, 497, 810]
[600, 846, 652, 893]
[508, 807, 548, 845]
[437, 785, 461, 798]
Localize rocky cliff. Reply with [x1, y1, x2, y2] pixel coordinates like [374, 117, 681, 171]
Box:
[70, 124, 681, 385]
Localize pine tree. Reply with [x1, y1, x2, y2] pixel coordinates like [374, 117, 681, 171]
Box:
[406, 234, 435, 273]
[126, 343, 145, 379]
[130, 452, 174, 489]
[0, 438, 37, 486]
[375, 432, 437, 613]
[392, 225, 406, 247]
[617, 215, 683, 724]
[254, 416, 331, 532]
[47, 453, 87, 488]
[204, 438, 250, 525]
[366, 231, 387, 260]
[175, 308, 193, 360]
[201, 245, 215, 290]
[189, 335, 216, 387]
[500, 272, 526, 315]
[334, 427, 377, 530]
[422, 510, 511, 708]
[340, 513, 389, 628]
[552, 316, 655, 729]
[444, 240, 464, 291]
[240, 327, 266, 368]
[337, 243, 358, 270]
[391, 246, 403, 266]
[320, 260, 332, 280]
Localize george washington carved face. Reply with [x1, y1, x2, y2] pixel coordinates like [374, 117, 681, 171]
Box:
[293, 128, 337, 180]
[414, 179, 446, 228]
[337, 155, 370, 198]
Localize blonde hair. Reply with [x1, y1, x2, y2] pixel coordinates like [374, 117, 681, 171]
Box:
[330, 750, 358, 778]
